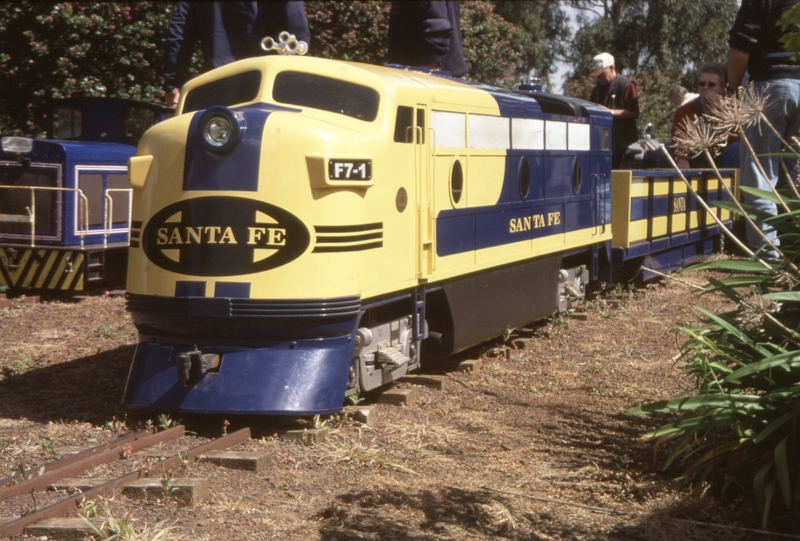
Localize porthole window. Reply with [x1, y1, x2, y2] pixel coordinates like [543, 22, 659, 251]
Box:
[572, 159, 582, 195]
[519, 159, 530, 200]
[451, 160, 463, 204]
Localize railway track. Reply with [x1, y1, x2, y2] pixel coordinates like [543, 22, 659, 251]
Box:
[0, 425, 251, 539]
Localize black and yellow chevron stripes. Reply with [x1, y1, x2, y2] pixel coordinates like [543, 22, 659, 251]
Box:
[0, 247, 85, 291]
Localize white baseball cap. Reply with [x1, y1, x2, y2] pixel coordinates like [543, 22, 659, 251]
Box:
[590, 53, 614, 76]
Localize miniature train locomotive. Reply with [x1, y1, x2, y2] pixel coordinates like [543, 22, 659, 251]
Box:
[0, 98, 170, 291]
[121, 55, 735, 415]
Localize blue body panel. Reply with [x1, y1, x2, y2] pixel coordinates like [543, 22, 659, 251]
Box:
[123, 335, 354, 415]
[433, 88, 613, 258]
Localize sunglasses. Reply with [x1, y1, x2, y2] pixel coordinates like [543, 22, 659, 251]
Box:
[698, 81, 718, 88]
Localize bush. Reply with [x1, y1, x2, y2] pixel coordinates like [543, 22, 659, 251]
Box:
[633, 88, 800, 530]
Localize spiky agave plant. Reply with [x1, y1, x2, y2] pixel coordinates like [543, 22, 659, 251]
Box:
[636, 86, 800, 530]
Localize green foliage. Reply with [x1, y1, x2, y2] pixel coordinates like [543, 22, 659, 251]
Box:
[1, 353, 47, 379]
[0, 2, 176, 136]
[633, 185, 800, 529]
[460, 2, 524, 88]
[82, 499, 173, 541]
[305, 1, 390, 64]
[38, 436, 59, 460]
[779, 4, 800, 60]
[1, 1, 528, 136]
[157, 414, 172, 430]
[492, 1, 570, 87]
[564, 0, 738, 84]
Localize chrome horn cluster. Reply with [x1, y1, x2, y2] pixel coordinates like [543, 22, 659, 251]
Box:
[261, 31, 308, 56]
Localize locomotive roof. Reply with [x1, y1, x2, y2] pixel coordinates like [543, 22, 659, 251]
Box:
[177, 55, 608, 123]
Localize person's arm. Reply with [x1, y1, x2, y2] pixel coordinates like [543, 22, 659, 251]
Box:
[163, 3, 192, 107]
[727, 0, 758, 90]
[727, 47, 750, 90]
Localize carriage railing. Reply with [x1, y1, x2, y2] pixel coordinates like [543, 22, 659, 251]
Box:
[0, 185, 88, 247]
[104, 188, 133, 249]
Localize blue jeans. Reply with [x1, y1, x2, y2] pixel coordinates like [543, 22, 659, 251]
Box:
[740, 79, 800, 255]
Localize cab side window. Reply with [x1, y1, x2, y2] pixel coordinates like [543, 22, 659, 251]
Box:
[394, 106, 425, 144]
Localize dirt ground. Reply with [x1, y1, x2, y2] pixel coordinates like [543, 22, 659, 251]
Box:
[0, 270, 785, 541]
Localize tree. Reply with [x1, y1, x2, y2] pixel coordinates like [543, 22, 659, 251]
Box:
[0, 2, 174, 136]
[305, 1, 391, 65]
[491, 1, 571, 89]
[563, 0, 738, 85]
[561, 0, 739, 143]
[0, 1, 528, 136]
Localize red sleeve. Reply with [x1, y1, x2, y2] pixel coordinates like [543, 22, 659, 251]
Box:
[623, 81, 639, 116]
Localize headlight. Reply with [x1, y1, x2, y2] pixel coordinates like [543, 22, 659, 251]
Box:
[1, 137, 34, 153]
[196, 106, 246, 154]
[204, 116, 233, 147]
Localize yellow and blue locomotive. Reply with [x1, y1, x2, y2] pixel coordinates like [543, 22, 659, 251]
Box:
[0, 98, 170, 291]
[122, 55, 734, 415]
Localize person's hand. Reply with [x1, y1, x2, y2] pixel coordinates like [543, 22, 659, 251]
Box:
[677, 158, 690, 169]
[702, 88, 723, 110]
[165, 88, 180, 108]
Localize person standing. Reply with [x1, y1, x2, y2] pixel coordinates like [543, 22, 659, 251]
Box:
[163, 1, 310, 108]
[589, 52, 640, 169]
[728, 0, 800, 255]
[387, 1, 468, 78]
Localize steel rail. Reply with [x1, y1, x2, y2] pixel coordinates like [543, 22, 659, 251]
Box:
[0, 427, 251, 539]
[0, 425, 184, 503]
[0, 428, 155, 490]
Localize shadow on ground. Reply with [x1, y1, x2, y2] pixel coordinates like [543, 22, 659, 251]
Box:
[0, 345, 133, 425]
[317, 486, 541, 541]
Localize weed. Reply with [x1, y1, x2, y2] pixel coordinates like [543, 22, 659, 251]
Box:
[177, 451, 190, 476]
[312, 414, 328, 429]
[585, 299, 612, 318]
[82, 500, 175, 541]
[547, 311, 570, 328]
[105, 416, 126, 434]
[2, 353, 47, 378]
[82, 498, 100, 518]
[624, 345, 634, 356]
[0, 440, 9, 451]
[157, 414, 172, 430]
[346, 393, 365, 406]
[38, 436, 59, 460]
[160, 475, 177, 502]
[343, 439, 377, 465]
[90, 324, 127, 340]
[502, 326, 518, 343]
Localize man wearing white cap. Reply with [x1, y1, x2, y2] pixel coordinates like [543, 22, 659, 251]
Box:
[589, 52, 640, 169]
